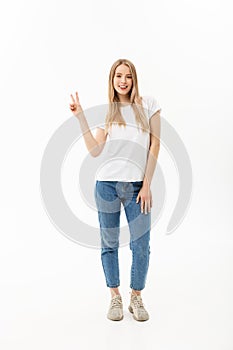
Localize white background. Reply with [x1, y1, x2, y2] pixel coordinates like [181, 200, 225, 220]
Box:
[1, 0, 233, 349]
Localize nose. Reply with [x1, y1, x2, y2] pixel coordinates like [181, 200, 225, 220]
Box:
[121, 76, 126, 83]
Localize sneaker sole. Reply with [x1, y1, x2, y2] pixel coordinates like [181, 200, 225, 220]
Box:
[107, 314, 124, 321]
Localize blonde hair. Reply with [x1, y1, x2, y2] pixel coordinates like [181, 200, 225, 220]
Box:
[103, 58, 150, 136]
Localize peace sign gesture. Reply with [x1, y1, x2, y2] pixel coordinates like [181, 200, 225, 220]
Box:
[69, 91, 83, 118]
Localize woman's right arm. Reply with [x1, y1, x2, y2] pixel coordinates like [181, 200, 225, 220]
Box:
[70, 91, 107, 157]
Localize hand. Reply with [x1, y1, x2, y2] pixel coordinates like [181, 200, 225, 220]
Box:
[69, 91, 83, 118]
[136, 185, 153, 215]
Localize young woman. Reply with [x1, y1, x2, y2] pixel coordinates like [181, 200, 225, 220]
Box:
[69, 58, 161, 322]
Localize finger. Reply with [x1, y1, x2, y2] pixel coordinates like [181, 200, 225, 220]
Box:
[70, 94, 75, 103]
[144, 201, 148, 215]
[141, 200, 144, 213]
[147, 200, 151, 213]
[136, 194, 139, 203]
[76, 91, 79, 102]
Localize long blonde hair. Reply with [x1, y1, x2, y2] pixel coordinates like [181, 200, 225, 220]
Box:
[104, 58, 150, 135]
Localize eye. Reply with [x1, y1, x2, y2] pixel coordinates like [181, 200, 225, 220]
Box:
[115, 75, 132, 78]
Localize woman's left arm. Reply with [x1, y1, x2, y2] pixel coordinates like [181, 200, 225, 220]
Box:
[136, 110, 161, 214]
[143, 109, 161, 187]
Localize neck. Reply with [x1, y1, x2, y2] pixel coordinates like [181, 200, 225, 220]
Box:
[118, 98, 131, 106]
[117, 94, 130, 103]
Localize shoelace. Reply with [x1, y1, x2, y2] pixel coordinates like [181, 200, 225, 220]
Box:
[111, 296, 122, 308]
[131, 295, 145, 309]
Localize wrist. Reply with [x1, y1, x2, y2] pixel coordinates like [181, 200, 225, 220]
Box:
[142, 178, 150, 188]
[74, 110, 84, 119]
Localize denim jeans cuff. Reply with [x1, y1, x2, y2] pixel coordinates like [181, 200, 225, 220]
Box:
[107, 284, 120, 288]
[130, 285, 145, 291]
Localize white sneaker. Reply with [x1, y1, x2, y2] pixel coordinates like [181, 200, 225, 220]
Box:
[128, 293, 149, 321]
[107, 293, 123, 321]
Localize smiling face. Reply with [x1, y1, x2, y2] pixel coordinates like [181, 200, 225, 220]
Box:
[113, 64, 133, 102]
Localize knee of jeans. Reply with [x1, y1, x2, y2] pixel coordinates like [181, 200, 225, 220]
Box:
[101, 238, 119, 250]
[101, 246, 118, 254]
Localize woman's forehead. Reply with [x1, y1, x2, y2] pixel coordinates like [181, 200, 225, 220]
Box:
[115, 64, 131, 74]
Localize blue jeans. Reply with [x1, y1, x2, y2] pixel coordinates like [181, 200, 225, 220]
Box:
[94, 180, 151, 291]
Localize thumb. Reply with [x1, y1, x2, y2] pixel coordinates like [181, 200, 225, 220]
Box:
[136, 194, 139, 203]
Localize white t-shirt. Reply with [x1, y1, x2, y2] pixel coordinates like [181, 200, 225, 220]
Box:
[95, 95, 161, 182]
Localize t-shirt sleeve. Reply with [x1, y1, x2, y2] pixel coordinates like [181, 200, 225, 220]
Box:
[144, 95, 161, 119]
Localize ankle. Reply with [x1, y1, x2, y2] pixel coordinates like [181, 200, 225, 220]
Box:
[131, 289, 141, 296]
[110, 288, 121, 297]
